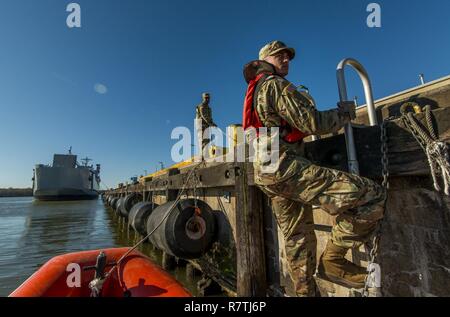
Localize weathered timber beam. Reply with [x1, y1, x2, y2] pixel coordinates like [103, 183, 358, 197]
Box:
[235, 162, 267, 296]
[144, 162, 237, 190]
[108, 107, 450, 194]
[166, 168, 180, 201]
[305, 107, 450, 178]
[188, 259, 237, 296]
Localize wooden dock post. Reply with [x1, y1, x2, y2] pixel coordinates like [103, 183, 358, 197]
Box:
[166, 168, 180, 202]
[235, 161, 267, 296]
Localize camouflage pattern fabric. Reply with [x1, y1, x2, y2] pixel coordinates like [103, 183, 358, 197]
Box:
[270, 197, 318, 296]
[259, 40, 296, 61]
[196, 101, 216, 150]
[253, 71, 386, 296]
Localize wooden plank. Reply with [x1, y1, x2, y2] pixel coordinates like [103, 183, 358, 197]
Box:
[359, 107, 450, 177]
[166, 168, 180, 201]
[192, 163, 237, 188]
[234, 161, 267, 296]
[108, 107, 450, 195]
[261, 194, 281, 292]
[188, 260, 237, 297]
[305, 107, 450, 178]
[143, 163, 237, 191]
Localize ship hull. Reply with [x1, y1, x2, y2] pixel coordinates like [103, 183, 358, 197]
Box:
[33, 159, 100, 202]
[34, 188, 98, 201]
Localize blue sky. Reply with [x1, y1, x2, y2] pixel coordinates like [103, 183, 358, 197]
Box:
[0, 0, 449, 188]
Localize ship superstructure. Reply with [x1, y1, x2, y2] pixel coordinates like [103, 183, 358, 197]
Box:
[33, 148, 101, 201]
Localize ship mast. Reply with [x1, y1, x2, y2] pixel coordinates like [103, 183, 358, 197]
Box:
[81, 157, 92, 167]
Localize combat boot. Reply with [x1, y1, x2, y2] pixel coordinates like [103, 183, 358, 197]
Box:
[317, 240, 367, 289]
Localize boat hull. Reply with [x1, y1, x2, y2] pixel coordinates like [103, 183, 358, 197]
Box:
[9, 248, 191, 297]
[33, 188, 99, 201]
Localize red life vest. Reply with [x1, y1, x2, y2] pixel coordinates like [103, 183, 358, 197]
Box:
[242, 73, 307, 144]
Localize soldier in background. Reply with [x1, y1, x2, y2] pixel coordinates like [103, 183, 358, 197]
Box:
[242, 41, 386, 296]
[196, 93, 216, 157]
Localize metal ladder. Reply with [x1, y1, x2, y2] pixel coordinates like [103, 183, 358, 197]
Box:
[337, 59, 383, 296]
[337, 58, 378, 175]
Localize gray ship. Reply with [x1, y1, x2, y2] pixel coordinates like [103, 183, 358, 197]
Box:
[32, 148, 101, 201]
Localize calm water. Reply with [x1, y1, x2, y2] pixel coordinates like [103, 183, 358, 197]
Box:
[0, 196, 200, 296]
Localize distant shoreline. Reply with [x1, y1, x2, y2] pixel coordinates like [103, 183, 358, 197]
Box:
[0, 188, 33, 197]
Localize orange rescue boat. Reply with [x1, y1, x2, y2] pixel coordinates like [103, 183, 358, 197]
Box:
[9, 248, 192, 297]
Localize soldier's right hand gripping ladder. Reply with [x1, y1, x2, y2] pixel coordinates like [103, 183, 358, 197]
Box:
[336, 58, 383, 297]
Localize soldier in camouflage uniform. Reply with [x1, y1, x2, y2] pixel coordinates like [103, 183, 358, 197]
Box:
[196, 93, 217, 156]
[243, 41, 386, 296]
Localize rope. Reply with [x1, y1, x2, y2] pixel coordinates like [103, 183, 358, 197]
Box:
[400, 103, 450, 196]
[216, 196, 229, 221]
[426, 142, 450, 195]
[95, 161, 206, 293]
[363, 104, 449, 296]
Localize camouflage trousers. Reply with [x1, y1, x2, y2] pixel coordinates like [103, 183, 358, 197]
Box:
[197, 128, 212, 157]
[258, 163, 386, 297]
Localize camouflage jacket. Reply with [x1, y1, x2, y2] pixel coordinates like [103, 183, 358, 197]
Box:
[196, 103, 216, 128]
[243, 60, 351, 185]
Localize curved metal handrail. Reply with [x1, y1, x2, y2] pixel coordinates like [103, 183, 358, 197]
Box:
[336, 58, 378, 175]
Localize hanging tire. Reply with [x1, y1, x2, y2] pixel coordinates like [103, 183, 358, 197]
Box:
[108, 196, 115, 206]
[110, 197, 119, 211]
[129, 201, 159, 236]
[115, 197, 125, 216]
[146, 199, 216, 259]
[120, 193, 142, 219]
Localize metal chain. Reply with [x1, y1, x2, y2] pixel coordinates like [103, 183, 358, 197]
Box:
[363, 103, 450, 298]
[381, 118, 394, 190]
[192, 166, 207, 252]
[363, 116, 395, 297]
